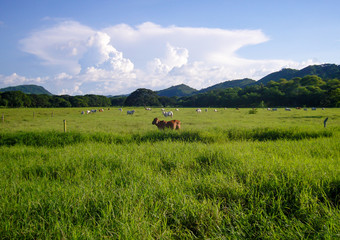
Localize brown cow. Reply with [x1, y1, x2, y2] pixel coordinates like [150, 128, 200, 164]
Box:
[152, 118, 181, 130]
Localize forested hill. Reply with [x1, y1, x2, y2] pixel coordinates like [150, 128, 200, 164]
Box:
[156, 84, 197, 97]
[1, 74, 339, 108]
[0, 85, 52, 95]
[197, 78, 256, 94]
[257, 64, 340, 85]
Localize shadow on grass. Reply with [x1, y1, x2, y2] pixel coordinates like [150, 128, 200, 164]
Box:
[0, 128, 333, 147]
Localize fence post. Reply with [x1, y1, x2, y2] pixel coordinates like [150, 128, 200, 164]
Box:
[63, 120, 67, 133]
[1, 114, 4, 123]
[324, 117, 328, 128]
[51, 112, 53, 117]
[33, 112, 35, 118]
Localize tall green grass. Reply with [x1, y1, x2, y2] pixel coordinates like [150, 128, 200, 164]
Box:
[0, 127, 334, 147]
[1, 137, 339, 239]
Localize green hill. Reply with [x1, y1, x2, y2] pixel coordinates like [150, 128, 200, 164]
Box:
[197, 78, 256, 94]
[157, 84, 197, 97]
[0, 84, 53, 95]
[256, 64, 340, 85]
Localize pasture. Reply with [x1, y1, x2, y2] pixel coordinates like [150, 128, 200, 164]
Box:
[0, 107, 339, 239]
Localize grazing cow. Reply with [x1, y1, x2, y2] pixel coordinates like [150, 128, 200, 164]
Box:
[312, 107, 317, 110]
[81, 111, 85, 115]
[127, 110, 135, 115]
[145, 107, 152, 111]
[205, 109, 208, 112]
[118, 108, 123, 112]
[99, 109, 104, 112]
[163, 111, 173, 118]
[236, 108, 239, 110]
[285, 108, 291, 111]
[91, 109, 97, 113]
[214, 109, 218, 112]
[176, 109, 179, 111]
[152, 118, 181, 130]
[86, 110, 91, 114]
[267, 108, 271, 111]
[272, 108, 277, 111]
[196, 108, 202, 113]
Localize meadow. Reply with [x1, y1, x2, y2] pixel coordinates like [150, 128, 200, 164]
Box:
[0, 107, 339, 239]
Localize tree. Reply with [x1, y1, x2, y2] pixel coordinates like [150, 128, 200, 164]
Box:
[0, 91, 31, 107]
[124, 88, 162, 106]
[300, 75, 325, 87]
[30, 94, 51, 107]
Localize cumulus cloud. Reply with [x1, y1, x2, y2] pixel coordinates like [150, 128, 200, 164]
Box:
[13, 20, 318, 95]
[79, 32, 134, 73]
[0, 73, 47, 88]
[148, 43, 189, 74]
[19, 21, 94, 74]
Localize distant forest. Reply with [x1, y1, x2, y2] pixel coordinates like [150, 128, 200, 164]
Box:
[1, 75, 339, 108]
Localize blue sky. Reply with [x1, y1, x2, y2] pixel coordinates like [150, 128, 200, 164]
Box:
[0, 0, 339, 95]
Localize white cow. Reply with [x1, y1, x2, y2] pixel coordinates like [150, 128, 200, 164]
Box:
[196, 108, 202, 113]
[163, 111, 173, 118]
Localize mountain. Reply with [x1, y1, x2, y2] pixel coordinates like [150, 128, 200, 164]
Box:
[197, 78, 256, 94]
[255, 68, 299, 85]
[156, 84, 197, 97]
[256, 64, 340, 85]
[0, 84, 53, 95]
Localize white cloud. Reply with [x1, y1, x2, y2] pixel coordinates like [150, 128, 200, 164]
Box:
[148, 43, 189, 74]
[13, 20, 319, 95]
[0, 73, 47, 88]
[19, 21, 94, 74]
[80, 32, 134, 73]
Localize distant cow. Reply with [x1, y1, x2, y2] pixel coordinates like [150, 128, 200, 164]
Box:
[196, 108, 202, 113]
[127, 110, 135, 115]
[163, 111, 173, 118]
[152, 118, 181, 130]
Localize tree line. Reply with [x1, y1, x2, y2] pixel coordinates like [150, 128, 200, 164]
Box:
[1, 75, 339, 108]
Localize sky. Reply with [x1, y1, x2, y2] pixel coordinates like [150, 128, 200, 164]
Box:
[0, 0, 340, 96]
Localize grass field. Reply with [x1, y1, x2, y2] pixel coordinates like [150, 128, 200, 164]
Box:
[0, 107, 339, 239]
